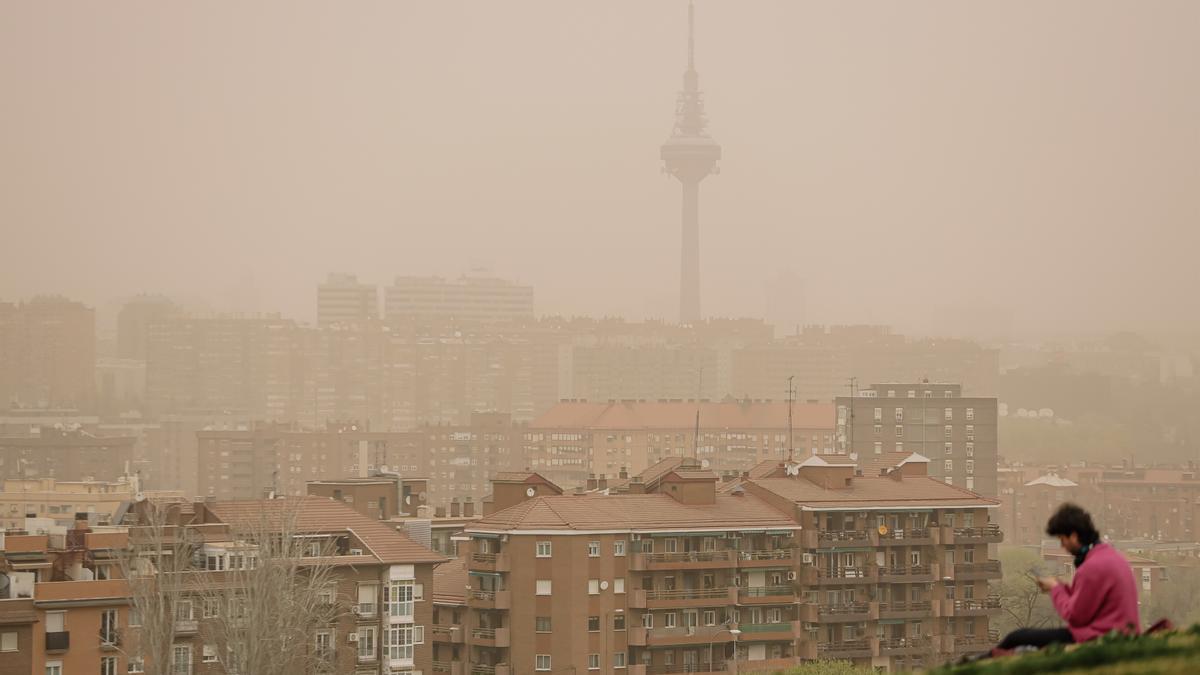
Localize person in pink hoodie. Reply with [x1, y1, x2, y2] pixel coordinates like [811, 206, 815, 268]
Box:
[996, 503, 1141, 651]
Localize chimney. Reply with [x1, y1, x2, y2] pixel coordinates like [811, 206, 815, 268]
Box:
[597, 476, 608, 491]
[435, 506, 446, 518]
[586, 474, 598, 491]
[573, 486, 585, 496]
[618, 468, 629, 479]
[628, 477, 646, 495]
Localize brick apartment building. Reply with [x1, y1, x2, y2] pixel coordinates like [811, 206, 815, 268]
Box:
[436, 452, 1003, 673]
[523, 399, 836, 489]
[836, 383, 999, 496]
[0, 428, 137, 484]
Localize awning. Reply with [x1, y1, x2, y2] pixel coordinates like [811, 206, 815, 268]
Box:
[468, 571, 502, 578]
[471, 533, 501, 539]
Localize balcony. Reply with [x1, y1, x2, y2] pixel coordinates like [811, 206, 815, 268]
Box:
[432, 625, 464, 644]
[45, 631, 70, 652]
[814, 566, 876, 585]
[355, 602, 378, 619]
[636, 624, 743, 647]
[877, 600, 932, 620]
[878, 564, 934, 583]
[629, 550, 736, 571]
[470, 552, 511, 573]
[813, 530, 871, 548]
[952, 525, 1003, 544]
[433, 662, 465, 675]
[875, 527, 934, 546]
[952, 561, 1002, 581]
[952, 596, 1002, 616]
[737, 548, 795, 568]
[817, 640, 873, 659]
[736, 622, 796, 642]
[639, 663, 727, 675]
[737, 585, 794, 605]
[945, 635, 997, 654]
[632, 587, 737, 609]
[471, 626, 511, 648]
[467, 589, 511, 610]
[174, 619, 199, 635]
[879, 637, 933, 655]
[469, 665, 511, 675]
[818, 601, 876, 622]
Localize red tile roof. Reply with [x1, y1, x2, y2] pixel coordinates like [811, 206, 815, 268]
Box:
[469, 493, 795, 533]
[748, 475, 998, 510]
[531, 400, 835, 430]
[206, 496, 446, 565]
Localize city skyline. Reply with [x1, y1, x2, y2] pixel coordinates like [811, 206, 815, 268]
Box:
[2, 2, 1197, 337]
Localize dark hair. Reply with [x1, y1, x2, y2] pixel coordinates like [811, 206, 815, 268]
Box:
[1045, 503, 1100, 545]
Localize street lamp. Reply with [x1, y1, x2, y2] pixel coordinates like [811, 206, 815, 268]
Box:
[708, 626, 740, 673]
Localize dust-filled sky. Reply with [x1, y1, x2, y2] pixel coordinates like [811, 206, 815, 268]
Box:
[1, 1, 1197, 337]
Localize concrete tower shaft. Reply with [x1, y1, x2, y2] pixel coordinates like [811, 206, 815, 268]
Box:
[661, 0, 720, 325]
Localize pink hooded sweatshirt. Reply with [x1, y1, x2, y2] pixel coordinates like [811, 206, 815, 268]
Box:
[1050, 541, 1141, 642]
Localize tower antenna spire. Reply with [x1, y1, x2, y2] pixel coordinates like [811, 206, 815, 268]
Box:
[688, 0, 695, 71]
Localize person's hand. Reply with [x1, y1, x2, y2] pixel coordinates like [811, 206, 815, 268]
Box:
[1036, 576, 1059, 592]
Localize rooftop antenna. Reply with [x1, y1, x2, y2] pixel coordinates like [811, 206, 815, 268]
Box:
[786, 375, 796, 463]
[693, 408, 701, 458]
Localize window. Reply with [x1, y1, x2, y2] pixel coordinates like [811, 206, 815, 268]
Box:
[171, 645, 192, 675]
[384, 624, 420, 662]
[358, 626, 376, 660]
[175, 600, 193, 621]
[642, 613, 653, 628]
[966, 408, 975, 421]
[203, 598, 220, 618]
[944, 442, 953, 455]
[910, 550, 921, 566]
[98, 656, 117, 675]
[589, 654, 601, 670]
[385, 580, 415, 617]
[964, 548, 975, 563]
[703, 610, 716, 625]
[945, 476, 954, 485]
[874, 441, 882, 455]
[873, 424, 882, 436]
[0, 632, 15, 652]
[966, 442, 974, 457]
[966, 425, 975, 440]
[536, 616, 552, 632]
[944, 425, 953, 439]
[614, 578, 625, 594]
[873, 407, 882, 422]
[945, 584, 957, 599]
[895, 408, 904, 422]
[588, 541, 600, 557]
[613, 540, 626, 557]
[768, 608, 782, 623]
[907, 390, 916, 398]
[966, 477, 975, 490]
[358, 584, 379, 615]
[613, 653, 626, 668]
[945, 460, 953, 473]
[128, 656, 145, 673]
[45, 663, 63, 675]
[895, 425, 904, 438]
[613, 614, 626, 630]
[588, 616, 600, 632]
[536, 654, 552, 671]
[944, 408, 953, 421]
[895, 442, 903, 453]
[315, 630, 333, 660]
[101, 608, 118, 643]
[664, 612, 677, 628]
[536, 580, 552, 595]
[536, 541, 552, 557]
[966, 460, 975, 474]
[202, 645, 218, 663]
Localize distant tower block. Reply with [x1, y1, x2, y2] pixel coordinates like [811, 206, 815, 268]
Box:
[662, 0, 721, 325]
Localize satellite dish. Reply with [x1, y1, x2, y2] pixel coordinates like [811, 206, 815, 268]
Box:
[600, 580, 609, 590]
[526, 487, 536, 497]
[878, 525, 889, 536]
[405, 495, 412, 505]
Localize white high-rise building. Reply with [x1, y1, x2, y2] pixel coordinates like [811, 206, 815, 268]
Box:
[316, 273, 378, 326]
[384, 272, 533, 325]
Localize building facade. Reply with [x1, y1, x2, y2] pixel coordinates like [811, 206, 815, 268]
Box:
[317, 274, 379, 326]
[384, 275, 533, 326]
[0, 297, 96, 410]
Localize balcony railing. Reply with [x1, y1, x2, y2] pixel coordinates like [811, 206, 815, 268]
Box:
[644, 550, 734, 565]
[433, 662, 453, 673]
[472, 553, 497, 564]
[878, 600, 931, 614]
[817, 566, 873, 580]
[879, 527, 931, 541]
[739, 585, 793, 598]
[817, 530, 870, 544]
[100, 630, 120, 648]
[45, 631, 70, 652]
[739, 549, 794, 562]
[738, 622, 792, 634]
[954, 561, 1002, 577]
[880, 637, 931, 652]
[879, 564, 932, 578]
[954, 525, 1002, 540]
[818, 640, 870, 654]
[954, 597, 1002, 612]
[646, 587, 730, 601]
[356, 602, 377, 617]
[472, 627, 497, 640]
[646, 663, 726, 674]
[818, 601, 870, 616]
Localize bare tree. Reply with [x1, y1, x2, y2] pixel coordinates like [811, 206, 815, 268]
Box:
[121, 498, 344, 675]
[994, 548, 1060, 636]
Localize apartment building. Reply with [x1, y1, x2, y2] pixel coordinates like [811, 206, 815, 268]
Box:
[523, 399, 836, 489]
[0, 477, 182, 530]
[138, 495, 446, 675]
[836, 383, 999, 496]
[0, 297, 96, 411]
[444, 453, 1002, 674]
[384, 274, 533, 326]
[317, 273, 379, 326]
[0, 517, 131, 675]
[0, 428, 137, 484]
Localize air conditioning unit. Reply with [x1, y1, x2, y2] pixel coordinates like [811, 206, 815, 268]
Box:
[801, 553, 814, 565]
[348, 633, 359, 643]
[787, 571, 797, 581]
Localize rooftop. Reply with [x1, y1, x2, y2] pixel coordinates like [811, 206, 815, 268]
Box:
[531, 400, 835, 430]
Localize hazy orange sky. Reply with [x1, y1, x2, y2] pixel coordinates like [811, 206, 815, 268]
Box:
[2, 1, 1197, 337]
